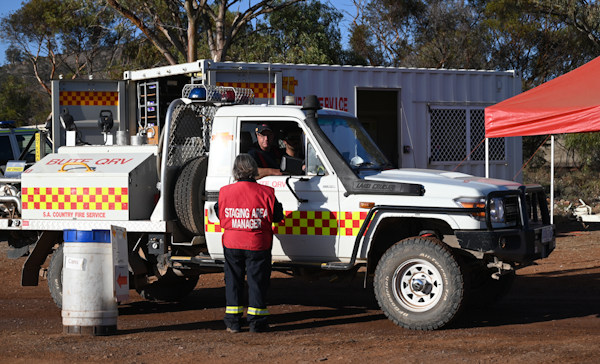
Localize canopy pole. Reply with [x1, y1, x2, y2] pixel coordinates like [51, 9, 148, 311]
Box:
[485, 138, 489, 178]
[550, 135, 555, 224]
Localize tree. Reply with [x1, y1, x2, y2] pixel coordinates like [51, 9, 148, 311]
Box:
[105, 0, 304, 64]
[1, 0, 135, 95]
[345, 23, 385, 66]
[0, 74, 48, 125]
[228, 0, 344, 64]
[350, 0, 491, 68]
[482, 0, 599, 167]
[564, 132, 600, 170]
[484, 0, 596, 90]
[532, 0, 600, 49]
[350, 0, 424, 66]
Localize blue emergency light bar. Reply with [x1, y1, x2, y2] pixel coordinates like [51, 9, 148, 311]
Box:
[182, 84, 254, 105]
[0, 121, 16, 128]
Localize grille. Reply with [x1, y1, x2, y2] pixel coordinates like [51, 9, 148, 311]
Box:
[504, 196, 519, 225]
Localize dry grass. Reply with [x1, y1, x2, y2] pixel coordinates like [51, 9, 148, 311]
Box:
[523, 165, 600, 216]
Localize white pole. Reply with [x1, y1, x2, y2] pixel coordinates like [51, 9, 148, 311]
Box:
[550, 135, 555, 224]
[485, 138, 489, 178]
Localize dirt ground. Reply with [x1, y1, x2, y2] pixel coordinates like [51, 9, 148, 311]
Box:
[1, 222, 599, 364]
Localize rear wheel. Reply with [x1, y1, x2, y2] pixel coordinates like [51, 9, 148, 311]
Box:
[174, 156, 208, 236]
[47, 244, 64, 309]
[374, 237, 464, 330]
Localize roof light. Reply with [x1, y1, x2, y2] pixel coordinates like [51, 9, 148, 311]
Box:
[181, 84, 254, 104]
[222, 88, 235, 102]
[188, 86, 207, 100]
[0, 121, 16, 129]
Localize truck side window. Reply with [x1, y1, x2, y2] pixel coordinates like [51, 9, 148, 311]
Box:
[306, 141, 327, 176]
[16, 134, 36, 163]
[0, 136, 13, 168]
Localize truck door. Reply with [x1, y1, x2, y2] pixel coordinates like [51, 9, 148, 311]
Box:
[238, 119, 340, 262]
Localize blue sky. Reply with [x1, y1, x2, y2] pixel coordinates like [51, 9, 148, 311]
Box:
[0, 0, 355, 66]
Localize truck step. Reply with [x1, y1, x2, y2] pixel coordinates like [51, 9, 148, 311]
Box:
[170, 255, 224, 268]
[320, 262, 355, 271]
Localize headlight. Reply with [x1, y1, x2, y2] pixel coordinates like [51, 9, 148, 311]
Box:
[489, 197, 505, 223]
[456, 198, 485, 220]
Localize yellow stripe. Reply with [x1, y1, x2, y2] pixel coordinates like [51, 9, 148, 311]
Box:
[226, 306, 244, 314]
[247, 307, 269, 316]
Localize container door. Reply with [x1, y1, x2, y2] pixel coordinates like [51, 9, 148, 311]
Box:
[356, 89, 400, 168]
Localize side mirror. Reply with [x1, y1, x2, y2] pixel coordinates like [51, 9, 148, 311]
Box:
[280, 155, 304, 175]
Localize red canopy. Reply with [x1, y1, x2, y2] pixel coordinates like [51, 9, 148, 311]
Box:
[485, 56, 600, 138]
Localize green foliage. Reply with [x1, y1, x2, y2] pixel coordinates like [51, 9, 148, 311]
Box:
[228, 0, 344, 64]
[0, 74, 48, 125]
[345, 23, 384, 65]
[351, 0, 600, 73]
[564, 132, 600, 170]
[522, 135, 549, 169]
[484, 0, 596, 90]
[0, 0, 142, 102]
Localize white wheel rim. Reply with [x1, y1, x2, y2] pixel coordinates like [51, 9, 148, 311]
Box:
[392, 258, 444, 312]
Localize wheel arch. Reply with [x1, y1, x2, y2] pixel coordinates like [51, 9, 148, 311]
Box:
[365, 215, 455, 275]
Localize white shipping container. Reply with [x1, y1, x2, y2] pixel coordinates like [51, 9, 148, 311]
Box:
[123, 61, 522, 180]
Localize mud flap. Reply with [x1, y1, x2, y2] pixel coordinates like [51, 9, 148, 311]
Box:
[21, 231, 62, 286]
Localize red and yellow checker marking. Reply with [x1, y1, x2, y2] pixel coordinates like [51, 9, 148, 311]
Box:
[282, 77, 298, 94]
[217, 82, 274, 99]
[22, 187, 129, 211]
[59, 91, 119, 106]
[338, 211, 369, 236]
[205, 210, 368, 237]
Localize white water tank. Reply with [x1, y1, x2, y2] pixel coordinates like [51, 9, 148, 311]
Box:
[61, 229, 117, 335]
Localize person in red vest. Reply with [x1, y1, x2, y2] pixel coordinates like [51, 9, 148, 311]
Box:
[215, 153, 284, 333]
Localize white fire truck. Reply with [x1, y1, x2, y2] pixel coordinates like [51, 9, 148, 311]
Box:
[0, 63, 553, 330]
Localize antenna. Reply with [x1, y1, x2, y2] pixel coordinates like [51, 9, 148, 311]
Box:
[268, 63, 272, 105]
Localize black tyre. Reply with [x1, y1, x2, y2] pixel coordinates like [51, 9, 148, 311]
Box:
[47, 244, 64, 309]
[374, 237, 464, 330]
[136, 270, 199, 302]
[174, 156, 208, 236]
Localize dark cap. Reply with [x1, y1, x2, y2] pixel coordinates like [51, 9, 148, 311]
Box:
[255, 123, 272, 134]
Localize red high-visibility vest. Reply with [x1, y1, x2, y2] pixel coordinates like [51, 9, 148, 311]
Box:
[218, 181, 276, 251]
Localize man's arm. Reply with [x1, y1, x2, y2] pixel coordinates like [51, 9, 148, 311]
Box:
[273, 199, 284, 222]
[256, 167, 282, 179]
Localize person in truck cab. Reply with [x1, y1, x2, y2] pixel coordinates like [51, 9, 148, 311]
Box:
[248, 123, 283, 178]
[279, 127, 306, 174]
[215, 154, 284, 333]
[280, 127, 304, 160]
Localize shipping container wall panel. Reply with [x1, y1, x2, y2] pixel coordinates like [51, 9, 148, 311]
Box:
[208, 62, 522, 181]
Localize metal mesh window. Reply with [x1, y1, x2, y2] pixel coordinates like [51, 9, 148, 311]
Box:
[430, 107, 506, 163]
[430, 109, 466, 162]
[470, 109, 505, 161]
[167, 103, 215, 167]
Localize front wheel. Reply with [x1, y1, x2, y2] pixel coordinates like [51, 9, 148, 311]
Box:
[374, 237, 464, 330]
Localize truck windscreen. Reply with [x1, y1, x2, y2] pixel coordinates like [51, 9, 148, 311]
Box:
[318, 116, 390, 171]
